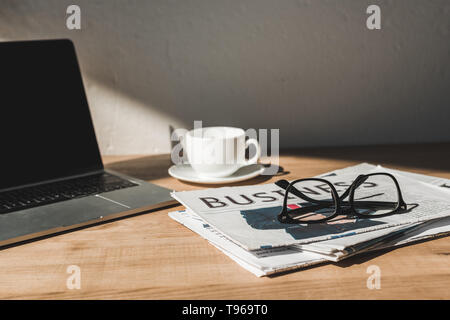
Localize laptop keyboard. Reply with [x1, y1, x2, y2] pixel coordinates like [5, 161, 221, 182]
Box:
[0, 172, 138, 214]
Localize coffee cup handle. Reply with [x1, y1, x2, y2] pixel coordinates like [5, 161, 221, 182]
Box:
[245, 139, 261, 165]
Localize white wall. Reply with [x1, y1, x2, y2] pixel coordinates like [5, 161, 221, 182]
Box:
[1, 0, 449, 155]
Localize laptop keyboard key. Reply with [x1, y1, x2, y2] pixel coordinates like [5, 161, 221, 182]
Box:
[0, 173, 138, 214]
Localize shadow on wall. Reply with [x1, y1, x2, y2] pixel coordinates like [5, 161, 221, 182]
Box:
[1, 0, 450, 154]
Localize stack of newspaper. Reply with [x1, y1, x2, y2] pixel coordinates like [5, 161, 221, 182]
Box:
[169, 163, 450, 277]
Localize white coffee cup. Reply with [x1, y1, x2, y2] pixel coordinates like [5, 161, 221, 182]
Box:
[184, 126, 261, 178]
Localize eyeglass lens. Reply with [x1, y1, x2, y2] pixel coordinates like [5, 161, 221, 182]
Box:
[352, 174, 399, 216]
[285, 180, 336, 223]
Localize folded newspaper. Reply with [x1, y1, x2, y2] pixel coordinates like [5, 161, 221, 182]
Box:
[169, 163, 450, 276]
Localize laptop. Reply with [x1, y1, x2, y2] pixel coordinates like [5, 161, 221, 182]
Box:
[0, 39, 175, 247]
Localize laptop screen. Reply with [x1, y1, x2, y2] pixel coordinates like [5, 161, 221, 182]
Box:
[0, 39, 103, 190]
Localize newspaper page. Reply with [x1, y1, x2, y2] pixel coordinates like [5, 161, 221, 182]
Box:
[169, 208, 449, 276]
[371, 216, 450, 249]
[169, 210, 327, 277]
[169, 164, 450, 276]
[172, 168, 450, 250]
[327, 162, 450, 189]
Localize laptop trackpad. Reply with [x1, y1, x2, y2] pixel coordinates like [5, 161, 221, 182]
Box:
[93, 194, 131, 210]
[0, 195, 130, 243]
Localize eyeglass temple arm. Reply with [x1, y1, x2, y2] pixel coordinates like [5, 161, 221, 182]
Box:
[286, 200, 400, 215]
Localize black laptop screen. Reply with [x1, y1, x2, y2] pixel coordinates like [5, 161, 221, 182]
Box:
[0, 39, 103, 190]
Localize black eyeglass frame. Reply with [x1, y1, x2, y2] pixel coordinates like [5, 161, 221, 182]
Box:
[277, 172, 407, 224]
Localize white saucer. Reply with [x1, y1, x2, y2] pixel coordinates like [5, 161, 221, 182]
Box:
[168, 164, 265, 184]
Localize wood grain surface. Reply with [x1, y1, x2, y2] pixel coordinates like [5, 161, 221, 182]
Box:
[0, 143, 449, 299]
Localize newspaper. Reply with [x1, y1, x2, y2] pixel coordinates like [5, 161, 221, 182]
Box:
[372, 216, 450, 249]
[172, 167, 450, 251]
[169, 209, 449, 276]
[335, 163, 450, 190]
[169, 209, 327, 276]
[169, 164, 450, 276]
[295, 164, 450, 259]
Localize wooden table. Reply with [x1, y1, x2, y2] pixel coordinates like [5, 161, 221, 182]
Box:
[1, 143, 449, 299]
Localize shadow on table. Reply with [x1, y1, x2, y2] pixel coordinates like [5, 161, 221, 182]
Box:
[179, 164, 289, 188]
[106, 154, 289, 186]
[105, 154, 174, 181]
[284, 142, 450, 172]
[106, 143, 450, 185]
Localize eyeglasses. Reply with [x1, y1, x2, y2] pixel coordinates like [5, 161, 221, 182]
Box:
[276, 173, 408, 224]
